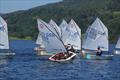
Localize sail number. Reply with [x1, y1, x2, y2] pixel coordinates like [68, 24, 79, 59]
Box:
[41, 32, 55, 44]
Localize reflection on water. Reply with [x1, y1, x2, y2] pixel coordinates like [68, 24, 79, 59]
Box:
[0, 40, 120, 80]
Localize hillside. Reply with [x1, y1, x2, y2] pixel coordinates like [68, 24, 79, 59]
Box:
[1, 0, 120, 43]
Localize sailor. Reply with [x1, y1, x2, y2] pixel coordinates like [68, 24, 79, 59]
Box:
[69, 45, 75, 53]
[65, 44, 70, 52]
[96, 47, 102, 56]
[67, 44, 72, 51]
[64, 44, 71, 58]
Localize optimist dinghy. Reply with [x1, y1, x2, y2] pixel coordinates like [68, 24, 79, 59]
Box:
[82, 18, 113, 60]
[64, 19, 81, 51]
[82, 53, 113, 60]
[0, 16, 15, 57]
[37, 19, 76, 62]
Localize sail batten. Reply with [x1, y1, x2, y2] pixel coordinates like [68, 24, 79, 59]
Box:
[82, 18, 108, 51]
[0, 16, 9, 49]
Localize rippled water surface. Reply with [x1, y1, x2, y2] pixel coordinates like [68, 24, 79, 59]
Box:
[0, 40, 120, 80]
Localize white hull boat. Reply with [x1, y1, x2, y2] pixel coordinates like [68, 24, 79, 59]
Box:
[0, 16, 15, 57]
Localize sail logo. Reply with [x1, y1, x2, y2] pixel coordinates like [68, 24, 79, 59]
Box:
[68, 32, 79, 41]
[98, 31, 105, 35]
[88, 28, 97, 40]
[65, 27, 69, 32]
[39, 24, 44, 29]
[70, 24, 74, 28]
[49, 24, 55, 28]
[88, 28, 106, 40]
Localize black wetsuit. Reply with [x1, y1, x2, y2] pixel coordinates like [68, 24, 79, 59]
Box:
[96, 50, 102, 56]
[69, 47, 75, 53]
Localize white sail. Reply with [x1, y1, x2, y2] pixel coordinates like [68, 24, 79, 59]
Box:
[116, 37, 120, 49]
[82, 18, 108, 51]
[0, 16, 9, 49]
[37, 19, 66, 53]
[59, 20, 68, 43]
[49, 19, 61, 39]
[36, 32, 45, 48]
[36, 33, 42, 45]
[65, 19, 81, 50]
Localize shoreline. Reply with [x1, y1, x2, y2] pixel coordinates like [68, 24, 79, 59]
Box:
[9, 36, 32, 40]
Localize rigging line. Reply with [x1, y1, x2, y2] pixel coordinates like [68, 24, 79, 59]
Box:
[50, 23, 61, 40]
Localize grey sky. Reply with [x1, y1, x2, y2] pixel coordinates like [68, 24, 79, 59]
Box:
[0, 0, 62, 13]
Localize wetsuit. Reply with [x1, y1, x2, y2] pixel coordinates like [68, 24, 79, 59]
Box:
[96, 50, 102, 56]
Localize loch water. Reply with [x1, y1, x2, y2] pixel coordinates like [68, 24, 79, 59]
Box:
[0, 40, 120, 80]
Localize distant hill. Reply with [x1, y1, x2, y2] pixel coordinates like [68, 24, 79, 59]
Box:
[1, 0, 120, 43]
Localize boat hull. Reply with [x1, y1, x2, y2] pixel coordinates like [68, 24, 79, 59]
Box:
[82, 54, 113, 60]
[49, 52, 76, 62]
[0, 53, 15, 56]
[0, 52, 15, 59]
[34, 47, 52, 56]
[36, 50, 53, 56]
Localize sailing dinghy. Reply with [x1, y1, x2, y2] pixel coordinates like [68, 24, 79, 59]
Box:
[64, 19, 81, 51]
[114, 37, 120, 54]
[82, 18, 113, 60]
[0, 16, 15, 56]
[37, 19, 76, 62]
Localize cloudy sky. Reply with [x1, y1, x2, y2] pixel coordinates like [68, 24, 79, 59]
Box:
[0, 0, 62, 13]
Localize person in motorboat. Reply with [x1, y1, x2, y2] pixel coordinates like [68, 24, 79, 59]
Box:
[96, 47, 103, 56]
